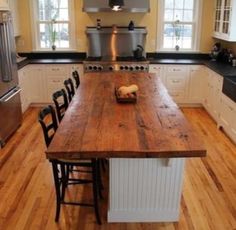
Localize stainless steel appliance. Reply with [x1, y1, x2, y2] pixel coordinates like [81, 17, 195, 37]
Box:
[0, 11, 22, 147]
[84, 57, 149, 73]
[84, 26, 149, 73]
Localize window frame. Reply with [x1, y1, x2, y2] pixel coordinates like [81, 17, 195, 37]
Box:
[157, 0, 202, 52]
[30, 0, 76, 51]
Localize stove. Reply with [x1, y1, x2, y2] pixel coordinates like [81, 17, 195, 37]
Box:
[84, 56, 149, 73]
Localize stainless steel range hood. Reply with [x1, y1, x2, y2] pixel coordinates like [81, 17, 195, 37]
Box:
[83, 0, 150, 13]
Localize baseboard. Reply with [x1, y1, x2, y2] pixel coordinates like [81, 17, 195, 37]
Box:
[108, 210, 179, 223]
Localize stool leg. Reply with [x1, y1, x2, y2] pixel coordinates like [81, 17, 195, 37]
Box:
[97, 160, 104, 199]
[51, 161, 61, 222]
[61, 163, 67, 202]
[92, 159, 101, 225]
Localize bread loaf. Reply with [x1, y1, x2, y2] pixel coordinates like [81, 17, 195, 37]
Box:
[118, 84, 139, 96]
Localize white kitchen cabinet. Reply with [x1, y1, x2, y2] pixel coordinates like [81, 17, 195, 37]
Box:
[188, 65, 205, 104]
[0, 0, 9, 10]
[70, 64, 84, 78]
[27, 65, 45, 103]
[164, 65, 189, 104]
[149, 64, 165, 84]
[18, 66, 30, 113]
[44, 65, 71, 103]
[203, 69, 223, 123]
[219, 94, 236, 143]
[8, 0, 20, 36]
[213, 0, 236, 41]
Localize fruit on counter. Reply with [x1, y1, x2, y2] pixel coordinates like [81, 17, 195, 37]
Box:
[118, 84, 139, 96]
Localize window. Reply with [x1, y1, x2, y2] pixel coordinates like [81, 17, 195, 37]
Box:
[157, 0, 202, 51]
[31, 0, 75, 51]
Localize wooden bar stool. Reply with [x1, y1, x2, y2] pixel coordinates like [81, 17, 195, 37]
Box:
[72, 70, 80, 88]
[38, 105, 102, 224]
[64, 78, 75, 102]
[52, 89, 68, 122]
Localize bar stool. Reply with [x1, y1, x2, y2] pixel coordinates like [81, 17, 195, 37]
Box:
[72, 70, 80, 88]
[64, 78, 75, 102]
[38, 105, 102, 224]
[52, 89, 68, 122]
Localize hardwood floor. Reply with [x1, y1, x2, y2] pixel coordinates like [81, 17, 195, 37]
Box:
[0, 107, 235, 230]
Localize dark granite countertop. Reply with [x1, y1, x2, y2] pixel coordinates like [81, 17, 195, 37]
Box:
[17, 58, 84, 69]
[17, 52, 236, 78]
[149, 58, 236, 78]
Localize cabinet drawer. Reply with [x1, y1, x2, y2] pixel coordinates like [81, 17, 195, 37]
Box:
[45, 65, 69, 76]
[168, 91, 185, 103]
[165, 66, 188, 74]
[166, 76, 186, 90]
[149, 65, 162, 72]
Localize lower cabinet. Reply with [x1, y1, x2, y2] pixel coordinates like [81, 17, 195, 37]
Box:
[18, 66, 30, 113]
[17, 64, 84, 112]
[203, 69, 223, 123]
[219, 94, 236, 142]
[188, 65, 205, 104]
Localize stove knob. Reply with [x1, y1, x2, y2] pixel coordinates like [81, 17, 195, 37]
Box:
[120, 66, 124, 70]
[109, 66, 114, 71]
[93, 66, 98, 71]
[140, 66, 145, 70]
[129, 66, 134, 71]
[135, 66, 140, 70]
[98, 66, 103, 71]
[125, 66, 129, 70]
[88, 66, 93, 70]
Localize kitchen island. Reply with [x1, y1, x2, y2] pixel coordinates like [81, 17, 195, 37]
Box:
[46, 72, 206, 223]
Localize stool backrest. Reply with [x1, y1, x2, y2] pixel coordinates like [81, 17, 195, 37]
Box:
[52, 89, 68, 122]
[38, 105, 58, 147]
[64, 78, 75, 102]
[72, 70, 80, 88]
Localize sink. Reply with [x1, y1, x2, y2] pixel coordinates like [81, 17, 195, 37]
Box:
[222, 76, 236, 102]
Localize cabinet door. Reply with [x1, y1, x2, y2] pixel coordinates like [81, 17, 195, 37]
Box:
[18, 67, 30, 113]
[219, 95, 232, 130]
[188, 66, 204, 103]
[27, 65, 45, 103]
[149, 65, 165, 84]
[164, 65, 189, 103]
[45, 65, 70, 102]
[230, 105, 236, 142]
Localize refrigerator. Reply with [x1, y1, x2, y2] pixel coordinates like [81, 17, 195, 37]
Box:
[0, 11, 22, 147]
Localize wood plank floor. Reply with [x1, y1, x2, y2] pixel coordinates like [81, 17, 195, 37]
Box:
[0, 107, 235, 230]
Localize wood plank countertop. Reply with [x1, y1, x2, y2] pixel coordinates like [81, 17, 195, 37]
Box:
[46, 72, 207, 159]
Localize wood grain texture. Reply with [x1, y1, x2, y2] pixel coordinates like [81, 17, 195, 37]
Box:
[46, 73, 206, 159]
[0, 107, 235, 229]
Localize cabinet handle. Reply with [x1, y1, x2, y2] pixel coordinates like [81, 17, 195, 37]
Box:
[172, 79, 180, 83]
[173, 68, 181, 72]
[52, 80, 61, 83]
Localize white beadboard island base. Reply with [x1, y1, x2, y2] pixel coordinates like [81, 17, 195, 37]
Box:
[108, 158, 185, 223]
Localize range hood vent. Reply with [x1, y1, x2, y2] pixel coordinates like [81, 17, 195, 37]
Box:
[83, 0, 150, 13]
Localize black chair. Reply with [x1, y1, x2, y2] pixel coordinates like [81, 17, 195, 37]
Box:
[52, 89, 68, 122]
[38, 105, 102, 224]
[64, 78, 75, 102]
[72, 70, 80, 88]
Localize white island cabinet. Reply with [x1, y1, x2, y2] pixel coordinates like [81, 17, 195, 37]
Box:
[108, 158, 185, 222]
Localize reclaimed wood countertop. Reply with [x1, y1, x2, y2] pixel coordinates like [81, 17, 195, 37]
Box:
[46, 72, 206, 159]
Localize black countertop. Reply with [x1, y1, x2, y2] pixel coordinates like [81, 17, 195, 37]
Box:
[17, 54, 236, 78]
[149, 58, 236, 77]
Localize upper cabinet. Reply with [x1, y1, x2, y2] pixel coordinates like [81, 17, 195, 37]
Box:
[0, 0, 9, 10]
[213, 0, 236, 41]
[8, 0, 20, 36]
